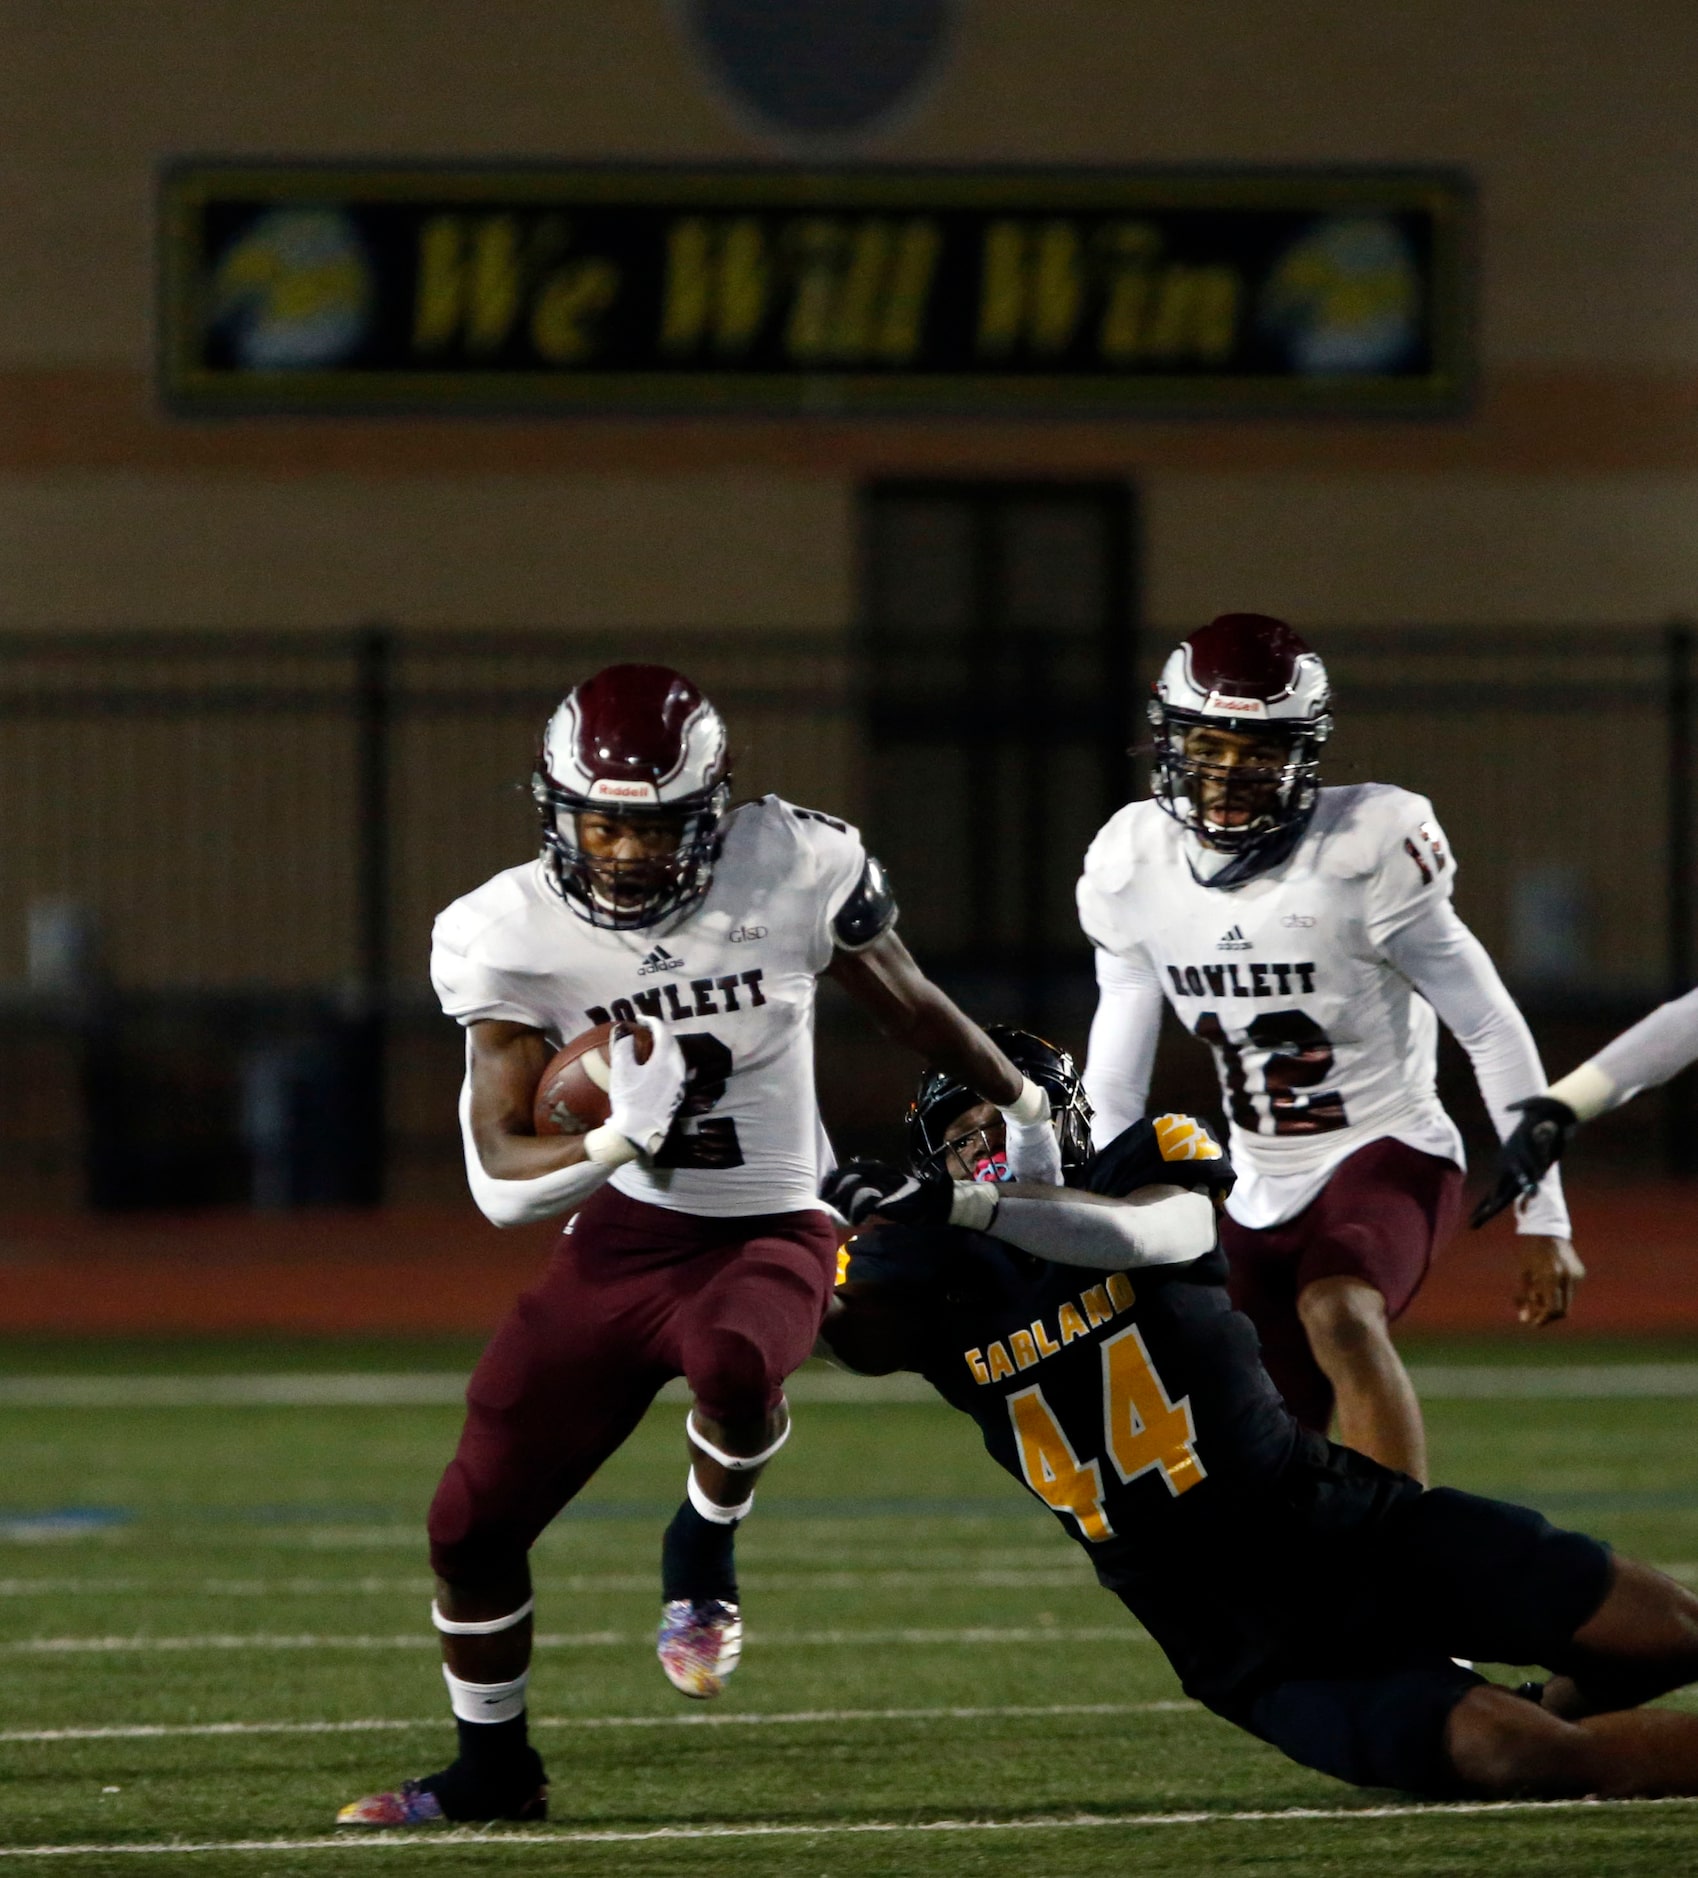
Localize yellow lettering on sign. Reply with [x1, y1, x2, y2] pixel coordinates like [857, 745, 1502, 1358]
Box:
[976, 219, 1085, 357]
[660, 216, 770, 355]
[1145, 266, 1239, 361]
[875, 219, 942, 362]
[1008, 1385, 1113, 1542]
[413, 214, 524, 356]
[965, 1347, 991, 1386]
[1031, 1318, 1061, 1360]
[1101, 1323, 1206, 1497]
[1057, 1301, 1089, 1346]
[1010, 1328, 1040, 1371]
[986, 1341, 1016, 1382]
[1080, 1284, 1113, 1328]
[532, 259, 619, 363]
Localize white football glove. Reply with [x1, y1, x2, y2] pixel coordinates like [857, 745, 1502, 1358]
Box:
[605, 1019, 688, 1157]
[1000, 1076, 1064, 1186]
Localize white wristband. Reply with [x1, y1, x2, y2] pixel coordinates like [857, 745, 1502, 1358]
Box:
[948, 1182, 999, 1231]
[1543, 1061, 1617, 1125]
[584, 1124, 640, 1168]
[1000, 1076, 1050, 1126]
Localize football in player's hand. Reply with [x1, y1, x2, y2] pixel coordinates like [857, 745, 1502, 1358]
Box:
[533, 1022, 653, 1135]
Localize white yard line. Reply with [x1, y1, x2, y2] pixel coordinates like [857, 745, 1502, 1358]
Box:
[0, 1625, 1146, 1655]
[1, 1795, 1695, 1857]
[0, 1566, 1093, 1598]
[0, 1700, 1195, 1745]
[0, 1374, 932, 1409]
[7, 1364, 1698, 1407]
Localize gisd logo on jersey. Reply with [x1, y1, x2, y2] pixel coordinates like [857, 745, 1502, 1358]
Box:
[1152, 1114, 1224, 1162]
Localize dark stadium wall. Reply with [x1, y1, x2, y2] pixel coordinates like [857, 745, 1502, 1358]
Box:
[1, 0, 1697, 631]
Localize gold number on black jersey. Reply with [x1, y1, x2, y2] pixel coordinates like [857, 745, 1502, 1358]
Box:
[1193, 1008, 1348, 1136]
[1008, 1325, 1205, 1542]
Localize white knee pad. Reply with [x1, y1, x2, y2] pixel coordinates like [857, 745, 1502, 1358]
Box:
[686, 1404, 791, 1472]
[430, 1596, 534, 1637]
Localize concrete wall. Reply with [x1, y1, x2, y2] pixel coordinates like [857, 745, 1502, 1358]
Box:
[2, 0, 1698, 631]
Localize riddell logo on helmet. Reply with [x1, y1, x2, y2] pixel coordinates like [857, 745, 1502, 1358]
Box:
[588, 778, 659, 803]
[1203, 691, 1267, 717]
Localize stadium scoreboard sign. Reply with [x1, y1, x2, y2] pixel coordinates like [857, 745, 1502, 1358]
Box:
[160, 165, 1471, 417]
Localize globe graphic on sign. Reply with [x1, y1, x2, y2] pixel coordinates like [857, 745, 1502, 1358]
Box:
[209, 208, 374, 369]
[1258, 215, 1421, 376]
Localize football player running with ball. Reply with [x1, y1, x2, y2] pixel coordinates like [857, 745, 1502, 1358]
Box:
[822, 1039, 1698, 1803]
[1078, 615, 1583, 1483]
[339, 664, 1048, 1829]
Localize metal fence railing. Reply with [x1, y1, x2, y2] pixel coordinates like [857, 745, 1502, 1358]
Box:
[1, 622, 1693, 1206]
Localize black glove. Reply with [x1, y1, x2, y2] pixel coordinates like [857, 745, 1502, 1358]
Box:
[1469, 1096, 1578, 1229]
[822, 1158, 955, 1229]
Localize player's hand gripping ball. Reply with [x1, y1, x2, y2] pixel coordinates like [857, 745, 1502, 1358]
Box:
[532, 1021, 653, 1135]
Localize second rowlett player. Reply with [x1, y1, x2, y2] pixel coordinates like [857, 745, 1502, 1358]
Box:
[1077, 614, 1583, 1483]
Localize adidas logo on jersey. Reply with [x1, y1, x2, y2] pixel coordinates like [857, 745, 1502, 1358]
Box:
[636, 945, 686, 976]
[1215, 925, 1252, 951]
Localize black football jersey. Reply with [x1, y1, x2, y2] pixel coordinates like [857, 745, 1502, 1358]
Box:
[840, 1118, 1395, 1709]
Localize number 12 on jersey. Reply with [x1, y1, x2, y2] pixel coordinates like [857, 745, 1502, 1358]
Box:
[1008, 1324, 1205, 1542]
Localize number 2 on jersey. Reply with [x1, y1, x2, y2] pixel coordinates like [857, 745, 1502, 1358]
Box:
[651, 1033, 745, 1169]
[1008, 1324, 1205, 1542]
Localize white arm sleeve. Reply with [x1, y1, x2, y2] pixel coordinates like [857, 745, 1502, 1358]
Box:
[979, 1185, 1218, 1270]
[1082, 944, 1167, 1147]
[457, 1074, 614, 1229]
[1561, 987, 1698, 1118]
[1379, 900, 1571, 1239]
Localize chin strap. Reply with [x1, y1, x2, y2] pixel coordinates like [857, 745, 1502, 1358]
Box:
[1186, 811, 1312, 890]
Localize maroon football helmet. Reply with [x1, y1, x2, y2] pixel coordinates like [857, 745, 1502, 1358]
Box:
[532, 664, 731, 928]
[1149, 614, 1332, 876]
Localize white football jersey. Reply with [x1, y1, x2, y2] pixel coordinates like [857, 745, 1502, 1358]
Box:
[431, 796, 869, 1219]
[1078, 785, 1468, 1229]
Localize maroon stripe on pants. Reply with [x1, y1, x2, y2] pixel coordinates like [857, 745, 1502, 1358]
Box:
[427, 1185, 838, 1583]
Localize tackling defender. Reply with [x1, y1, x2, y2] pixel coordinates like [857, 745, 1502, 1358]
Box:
[340, 663, 1048, 1828]
[1473, 985, 1698, 1225]
[1077, 614, 1582, 1482]
[822, 1037, 1698, 1801]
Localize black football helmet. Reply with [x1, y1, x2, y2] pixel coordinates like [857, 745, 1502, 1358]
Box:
[905, 1026, 1095, 1185]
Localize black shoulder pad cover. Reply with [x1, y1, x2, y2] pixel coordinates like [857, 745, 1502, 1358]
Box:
[832, 855, 899, 951]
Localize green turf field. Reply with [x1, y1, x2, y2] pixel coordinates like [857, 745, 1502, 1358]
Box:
[3, 1336, 1698, 1875]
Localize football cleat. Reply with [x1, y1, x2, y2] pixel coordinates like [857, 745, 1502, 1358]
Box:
[657, 1597, 742, 1699]
[335, 1774, 547, 1829]
[336, 1781, 448, 1829]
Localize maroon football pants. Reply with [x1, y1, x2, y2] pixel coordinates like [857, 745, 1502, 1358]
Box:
[428, 1185, 839, 1585]
[1222, 1137, 1464, 1435]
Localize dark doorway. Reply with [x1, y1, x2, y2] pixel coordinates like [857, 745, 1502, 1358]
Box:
[860, 480, 1139, 1027]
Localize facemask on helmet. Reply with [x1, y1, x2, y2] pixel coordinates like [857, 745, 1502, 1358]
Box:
[904, 1025, 1095, 1185]
[1149, 613, 1332, 884]
[532, 664, 732, 930]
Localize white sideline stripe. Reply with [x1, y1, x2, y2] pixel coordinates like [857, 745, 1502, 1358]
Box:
[0, 1625, 1146, 1656]
[0, 1373, 934, 1408]
[0, 1700, 1194, 1745]
[11, 1363, 1698, 1407]
[1407, 1364, 1698, 1398]
[2, 1796, 1696, 1857]
[0, 1566, 1093, 1598]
